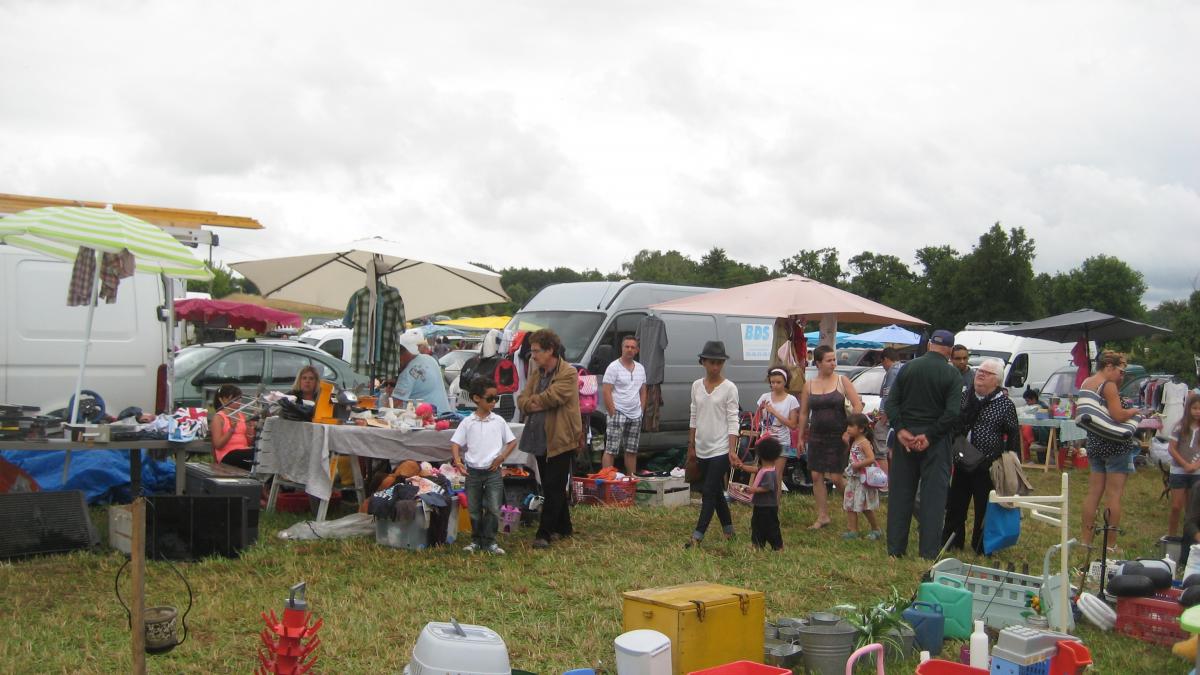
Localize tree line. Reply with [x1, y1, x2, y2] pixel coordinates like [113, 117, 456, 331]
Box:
[194, 222, 1197, 383]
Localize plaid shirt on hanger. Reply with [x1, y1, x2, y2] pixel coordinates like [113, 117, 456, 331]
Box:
[344, 285, 406, 378]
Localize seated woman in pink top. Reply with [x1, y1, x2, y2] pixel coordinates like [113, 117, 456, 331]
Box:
[211, 384, 255, 470]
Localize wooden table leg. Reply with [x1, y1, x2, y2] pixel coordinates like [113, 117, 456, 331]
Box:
[130, 446, 146, 674]
[175, 446, 186, 495]
[1044, 427, 1057, 472]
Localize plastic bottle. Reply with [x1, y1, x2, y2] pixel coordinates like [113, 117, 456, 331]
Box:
[969, 620, 988, 669]
[918, 651, 930, 664]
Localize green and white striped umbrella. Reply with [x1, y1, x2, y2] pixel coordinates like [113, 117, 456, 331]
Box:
[0, 206, 212, 280]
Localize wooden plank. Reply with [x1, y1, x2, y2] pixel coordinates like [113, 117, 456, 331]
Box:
[0, 193, 263, 230]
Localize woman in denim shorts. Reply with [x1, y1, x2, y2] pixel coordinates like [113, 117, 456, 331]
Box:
[1079, 351, 1142, 553]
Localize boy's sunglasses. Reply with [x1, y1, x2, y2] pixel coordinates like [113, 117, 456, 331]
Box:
[480, 395, 499, 403]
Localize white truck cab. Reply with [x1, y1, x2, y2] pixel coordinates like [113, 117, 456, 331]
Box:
[954, 322, 1084, 401]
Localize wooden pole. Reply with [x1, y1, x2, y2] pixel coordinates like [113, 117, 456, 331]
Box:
[130, 447, 146, 674]
[131, 495, 146, 674]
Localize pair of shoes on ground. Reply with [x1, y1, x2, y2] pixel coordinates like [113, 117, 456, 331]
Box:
[842, 530, 882, 541]
[463, 542, 506, 555]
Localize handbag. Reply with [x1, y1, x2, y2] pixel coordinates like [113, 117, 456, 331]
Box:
[777, 340, 805, 395]
[983, 502, 1021, 554]
[577, 368, 599, 415]
[864, 464, 888, 489]
[1074, 385, 1140, 442]
[953, 434, 988, 472]
[835, 376, 853, 416]
[728, 465, 767, 505]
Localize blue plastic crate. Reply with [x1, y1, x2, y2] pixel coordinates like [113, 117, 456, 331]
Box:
[990, 655, 1050, 675]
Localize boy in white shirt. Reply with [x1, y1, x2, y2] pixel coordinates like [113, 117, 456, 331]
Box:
[451, 376, 518, 555]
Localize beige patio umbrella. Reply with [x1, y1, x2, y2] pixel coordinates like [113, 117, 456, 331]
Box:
[651, 275, 926, 347]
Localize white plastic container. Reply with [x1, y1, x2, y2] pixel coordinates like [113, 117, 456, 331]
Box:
[407, 620, 510, 675]
[614, 629, 672, 675]
[1185, 545, 1200, 581]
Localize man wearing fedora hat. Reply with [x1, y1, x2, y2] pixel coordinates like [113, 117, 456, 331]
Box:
[686, 340, 741, 548]
[883, 329, 963, 559]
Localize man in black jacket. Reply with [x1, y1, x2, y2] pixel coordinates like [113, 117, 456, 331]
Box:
[884, 329, 963, 559]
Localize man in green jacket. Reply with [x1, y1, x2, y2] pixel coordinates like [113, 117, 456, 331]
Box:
[884, 329, 963, 559]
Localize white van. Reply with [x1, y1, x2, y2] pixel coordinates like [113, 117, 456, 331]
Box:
[507, 281, 776, 449]
[299, 327, 353, 363]
[0, 245, 172, 418]
[954, 323, 1083, 401]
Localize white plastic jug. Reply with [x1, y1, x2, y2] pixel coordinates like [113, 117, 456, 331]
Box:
[614, 629, 672, 675]
[1185, 545, 1200, 581]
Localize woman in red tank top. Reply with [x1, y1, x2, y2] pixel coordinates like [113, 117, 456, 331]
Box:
[211, 384, 255, 470]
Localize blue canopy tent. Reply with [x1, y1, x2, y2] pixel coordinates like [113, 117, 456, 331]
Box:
[803, 330, 883, 349]
[853, 324, 922, 345]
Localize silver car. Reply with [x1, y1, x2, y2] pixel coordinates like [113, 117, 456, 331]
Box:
[173, 340, 369, 407]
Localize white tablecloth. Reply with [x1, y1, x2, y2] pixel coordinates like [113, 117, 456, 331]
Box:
[256, 417, 529, 501]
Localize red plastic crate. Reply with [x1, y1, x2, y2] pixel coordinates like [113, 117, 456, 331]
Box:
[1115, 587, 1187, 646]
[688, 661, 789, 675]
[275, 490, 340, 514]
[571, 476, 638, 506]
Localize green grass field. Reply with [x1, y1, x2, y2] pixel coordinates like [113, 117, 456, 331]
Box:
[0, 466, 1186, 674]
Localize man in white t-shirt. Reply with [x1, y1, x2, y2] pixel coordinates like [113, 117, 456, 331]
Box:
[601, 335, 648, 476]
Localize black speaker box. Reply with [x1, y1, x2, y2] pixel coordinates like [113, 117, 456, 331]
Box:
[0, 491, 98, 560]
[184, 462, 261, 545]
[145, 495, 246, 560]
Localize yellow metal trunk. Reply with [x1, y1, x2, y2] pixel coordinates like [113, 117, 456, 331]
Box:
[622, 582, 765, 675]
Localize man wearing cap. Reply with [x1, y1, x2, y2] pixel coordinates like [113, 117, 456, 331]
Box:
[686, 340, 741, 549]
[883, 329, 963, 559]
[393, 330, 452, 414]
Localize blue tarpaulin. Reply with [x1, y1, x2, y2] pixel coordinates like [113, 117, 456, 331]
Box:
[0, 450, 175, 504]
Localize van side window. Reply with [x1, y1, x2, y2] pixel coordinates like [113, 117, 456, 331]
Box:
[594, 312, 646, 371]
[202, 350, 264, 386]
[1006, 353, 1029, 388]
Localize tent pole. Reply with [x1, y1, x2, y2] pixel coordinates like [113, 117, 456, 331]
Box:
[819, 314, 838, 349]
[70, 252, 100, 426]
[65, 252, 100, 484]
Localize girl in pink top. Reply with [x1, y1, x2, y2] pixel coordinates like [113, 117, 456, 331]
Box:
[211, 384, 255, 470]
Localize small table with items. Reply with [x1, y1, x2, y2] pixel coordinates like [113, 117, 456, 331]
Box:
[255, 416, 530, 520]
[1017, 416, 1086, 471]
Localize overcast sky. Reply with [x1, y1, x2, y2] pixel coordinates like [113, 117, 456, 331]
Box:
[2, 1, 1197, 306]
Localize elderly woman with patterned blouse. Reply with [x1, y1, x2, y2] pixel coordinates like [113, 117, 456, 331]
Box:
[942, 357, 1019, 554]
